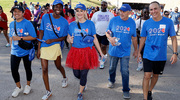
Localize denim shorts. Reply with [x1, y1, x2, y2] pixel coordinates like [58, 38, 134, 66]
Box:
[143, 58, 166, 74]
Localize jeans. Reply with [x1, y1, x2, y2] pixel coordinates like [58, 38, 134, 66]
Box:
[108, 56, 130, 92]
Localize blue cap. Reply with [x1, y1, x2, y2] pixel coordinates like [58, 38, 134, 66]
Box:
[75, 3, 86, 10]
[53, 0, 63, 5]
[12, 5, 24, 13]
[14, 0, 18, 3]
[37, 2, 39, 4]
[119, 4, 131, 12]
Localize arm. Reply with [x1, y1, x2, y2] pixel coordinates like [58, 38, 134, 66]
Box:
[67, 34, 74, 44]
[131, 36, 138, 58]
[137, 37, 146, 62]
[170, 36, 178, 64]
[37, 30, 44, 59]
[10, 37, 12, 48]
[93, 34, 104, 57]
[45, 36, 66, 44]
[12, 35, 36, 41]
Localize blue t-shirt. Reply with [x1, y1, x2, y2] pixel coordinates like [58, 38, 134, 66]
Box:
[40, 13, 68, 47]
[68, 20, 96, 48]
[9, 19, 37, 57]
[170, 12, 180, 25]
[141, 17, 176, 61]
[106, 16, 136, 57]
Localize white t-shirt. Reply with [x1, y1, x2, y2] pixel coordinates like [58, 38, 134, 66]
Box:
[135, 18, 146, 33]
[91, 11, 114, 36]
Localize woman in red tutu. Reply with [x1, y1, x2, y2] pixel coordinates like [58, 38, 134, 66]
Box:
[66, 3, 104, 100]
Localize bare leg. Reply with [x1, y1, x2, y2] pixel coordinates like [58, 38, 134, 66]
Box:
[143, 72, 152, 100]
[101, 44, 107, 55]
[79, 85, 85, 94]
[149, 74, 159, 91]
[41, 59, 50, 91]
[15, 82, 21, 88]
[54, 56, 66, 78]
[3, 30, 9, 43]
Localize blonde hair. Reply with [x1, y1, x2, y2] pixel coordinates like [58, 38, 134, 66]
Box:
[75, 10, 88, 22]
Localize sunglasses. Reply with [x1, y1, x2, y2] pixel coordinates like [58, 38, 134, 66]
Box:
[101, 4, 107, 6]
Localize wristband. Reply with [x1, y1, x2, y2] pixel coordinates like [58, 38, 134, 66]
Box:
[173, 52, 178, 56]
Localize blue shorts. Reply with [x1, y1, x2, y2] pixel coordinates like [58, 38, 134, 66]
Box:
[96, 34, 109, 45]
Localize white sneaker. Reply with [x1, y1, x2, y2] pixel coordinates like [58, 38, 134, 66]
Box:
[6, 43, 10, 47]
[107, 81, 114, 88]
[42, 90, 52, 100]
[62, 78, 68, 88]
[136, 62, 143, 71]
[23, 85, 31, 95]
[12, 87, 23, 98]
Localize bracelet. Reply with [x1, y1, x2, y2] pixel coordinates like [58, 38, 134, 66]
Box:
[173, 52, 178, 56]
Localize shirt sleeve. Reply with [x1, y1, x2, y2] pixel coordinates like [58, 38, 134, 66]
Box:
[140, 21, 147, 37]
[106, 18, 113, 32]
[62, 21, 69, 37]
[90, 21, 96, 35]
[9, 22, 13, 37]
[26, 21, 37, 38]
[168, 20, 176, 37]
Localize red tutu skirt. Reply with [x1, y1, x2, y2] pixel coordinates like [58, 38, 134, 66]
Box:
[66, 46, 99, 70]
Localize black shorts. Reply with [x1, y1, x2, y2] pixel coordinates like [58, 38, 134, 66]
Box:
[143, 58, 166, 75]
[0, 27, 4, 30]
[96, 34, 109, 45]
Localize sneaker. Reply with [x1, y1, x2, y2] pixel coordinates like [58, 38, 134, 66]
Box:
[107, 81, 114, 88]
[136, 62, 143, 71]
[12, 87, 23, 98]
[99, 61, 104, 69]
[62, 78, 68, 88]
[42, 90, 52, 100]
[6, 43, 10, 47]
[123, 92, 130, 99]
[23, 85, 31, 95]
[147, 91, 152, 100]
[77, 93, 83, 100]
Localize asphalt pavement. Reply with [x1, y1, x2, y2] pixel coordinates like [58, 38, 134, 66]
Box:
[0, 33, 180, 100]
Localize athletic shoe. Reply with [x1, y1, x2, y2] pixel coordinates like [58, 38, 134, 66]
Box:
[6, 43, 10, 47]
[23, 85, 31, 95]
[62, 78, 68, 88]
[148, 91, 152, 100]
[107, 81, 114, 88]
[12, 87, 23, 98]
[77, 93, 83, 100]
[123, 92, 131, 99]
[42, 90, 52, 100]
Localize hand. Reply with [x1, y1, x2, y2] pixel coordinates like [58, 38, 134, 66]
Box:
[133, 50, 138, 59]
[109, 37, 116, 46]
[12, 36, 20, 41]
[100, 53, 104, 60]
[69, 36, 74, 43]
[45, 39, 53, 44]
[170, 54, 177, 64]
[37, 49, 40, 59]
[137, 52, 142, 63]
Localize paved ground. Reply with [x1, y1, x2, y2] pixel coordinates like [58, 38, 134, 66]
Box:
[0, 33, 180, 100]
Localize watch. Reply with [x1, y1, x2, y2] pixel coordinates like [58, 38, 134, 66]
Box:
[173, 52, 178, 56]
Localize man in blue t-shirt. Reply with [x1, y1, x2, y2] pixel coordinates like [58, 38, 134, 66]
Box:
[170, 7, 180, 35]
[106, 4, 138, 99]
[138, 1, 178, 100]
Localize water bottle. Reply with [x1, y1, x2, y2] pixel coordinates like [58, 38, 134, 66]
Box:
[102, 54, 108, 63]
[100, 60, 104, 69]
[115, 38, 121, 46]
[13, 32, 18, 45]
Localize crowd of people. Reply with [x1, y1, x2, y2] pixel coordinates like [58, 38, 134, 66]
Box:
[0, 0, 179, 100]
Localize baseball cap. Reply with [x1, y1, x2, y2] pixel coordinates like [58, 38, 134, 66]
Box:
[12, 5, 24, 12]
[37, 2, 39, 4]
[14, 0, 18, 3]
[75, 3, 86, 10]
[119, 4, 131, 12]
[53, 0, 63, 6]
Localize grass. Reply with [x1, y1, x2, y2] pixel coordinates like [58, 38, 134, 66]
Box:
[0, 0, 101, 24]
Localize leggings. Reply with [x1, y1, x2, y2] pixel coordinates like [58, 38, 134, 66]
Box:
[73, 69, 89, 86]
[11, 55, 32, 83]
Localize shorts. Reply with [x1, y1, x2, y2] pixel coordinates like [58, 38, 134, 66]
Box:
[0, 27, 4, 30]
[40, 44, 62, 60]
[143, 58, 166, 75]
[96, 34, 109, 45]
